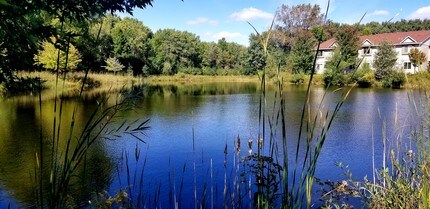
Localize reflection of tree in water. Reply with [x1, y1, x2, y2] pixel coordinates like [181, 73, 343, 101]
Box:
[0, 98, 115, 207]
[136, 83, 260, 115]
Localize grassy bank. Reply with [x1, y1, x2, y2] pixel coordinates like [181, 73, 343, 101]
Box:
[144, 72, 326, 86]
[144, 73, 260, 84]
[11, 71, 143, 97]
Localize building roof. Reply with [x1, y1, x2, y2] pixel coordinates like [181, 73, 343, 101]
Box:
[319, 30, 430, 50]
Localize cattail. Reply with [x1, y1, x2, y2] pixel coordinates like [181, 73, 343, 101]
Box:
[224, 143, 228, 166]
[258, 137, 263, 150]
[248, 139, 253, 155]
[236, 135, 241, 152]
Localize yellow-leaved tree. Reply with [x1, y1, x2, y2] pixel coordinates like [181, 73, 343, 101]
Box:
[34, 37, 81, 71]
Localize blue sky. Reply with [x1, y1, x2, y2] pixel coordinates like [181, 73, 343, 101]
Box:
[121, 0, 430, 46]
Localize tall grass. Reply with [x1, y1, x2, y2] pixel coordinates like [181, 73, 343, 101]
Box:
[24, 1, 430, 208]
[30, 19, 150, 208]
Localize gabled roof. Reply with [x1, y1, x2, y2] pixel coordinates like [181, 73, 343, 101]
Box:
[319, 30, 430, 50]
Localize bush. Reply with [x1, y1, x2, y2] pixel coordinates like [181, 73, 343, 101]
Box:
[202, 67, 217, 76]
[323, 67, 347, 87]
[66, 74, 101, 89]
[178, 67, 202, 75]
[390, 70, 406, 89]
[290, 73, 306, 84]
[350, 63, 375, 88]
[323, 49, 349, 87]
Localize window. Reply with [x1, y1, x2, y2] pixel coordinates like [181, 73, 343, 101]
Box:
[317, 50, 323, 57]
[316, 64, 323, 71]
[402, 46, 410, 54]
[404, 62, 412, 70]
[363, 47, 371, 55]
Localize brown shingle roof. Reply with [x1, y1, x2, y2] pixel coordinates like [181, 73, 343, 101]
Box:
[319, 30, 430, 50]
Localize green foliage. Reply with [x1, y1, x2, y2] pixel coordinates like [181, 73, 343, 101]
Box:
[335, 25, 360, 65]
[360, 27, 372, 35]
[245, 34, 266, 75]
[202, 67, 217, 76]
[0, 0, 154, 84]
[409, 48, 427, 71]
[34, 37, 82, 71]
[390, 70, 406, 88]
[150, 29, 201, 75]
[290, 73, 306, 84]
[373, 41, 397, 80]
[290, 31, 317, 74]
[358, 19, 430, 35]
[89, 190, 131, 209]
[350, 63, 375, 88]
[78, 15, 120, 72]
[103, 57, 125, 73]
[200, 42, 219, 69]
[178, 67, 202, 75]
[323, 49, 348, 86]
[111, 17, 152, 60]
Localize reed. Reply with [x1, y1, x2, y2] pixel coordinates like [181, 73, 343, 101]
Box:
[30, 19, 150, 208]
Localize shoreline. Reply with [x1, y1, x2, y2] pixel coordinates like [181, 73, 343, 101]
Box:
[3, 71, 429, 98]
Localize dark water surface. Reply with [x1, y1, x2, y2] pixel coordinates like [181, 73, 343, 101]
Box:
[0, 82, 419, 208]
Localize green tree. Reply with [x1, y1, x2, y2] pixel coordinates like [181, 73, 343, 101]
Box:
[323, 48, 349, 86]
[200, 42, 219, 69]
[245, 34, 266, 75]
[103, 57, 124, 74]
[111, 17, 152, 74]
[150, 29, 201, 75]
[216, 38, 247, 71]
[34, 37, 82, 71]
[111, 17, 152, 59]
[373, 41, 397, 80]
[77, 15, 121, 72]
[409, 48, 427, 72]
[0, 0, 154, 84]
[290, 31, 317, 74]
[335, 25, 360, 66]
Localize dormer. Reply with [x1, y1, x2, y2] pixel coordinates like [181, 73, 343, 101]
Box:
[361, 39, 373, 47]
[400, 36, 417, 44]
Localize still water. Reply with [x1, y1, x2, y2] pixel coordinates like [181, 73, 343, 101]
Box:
[0, 82, 419, 208]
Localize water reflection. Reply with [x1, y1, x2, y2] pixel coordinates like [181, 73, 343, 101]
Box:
[0, 97, 114, 207]
[0, 82, 417, 208]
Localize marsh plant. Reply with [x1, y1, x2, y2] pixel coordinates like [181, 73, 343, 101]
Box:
[317, 92, 430, 209]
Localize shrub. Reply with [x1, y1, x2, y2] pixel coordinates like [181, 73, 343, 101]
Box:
[103, 57, 124, 74]
[350, 63, 375, 88]
[323, 49, 349, 86]
[390, 70, 406, 89]
[178, 67, 202, 75]
[290, 73, 306, 84]
[202, 67, 217, 76]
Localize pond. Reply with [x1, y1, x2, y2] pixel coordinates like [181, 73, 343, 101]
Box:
[0, 82, 421, 208]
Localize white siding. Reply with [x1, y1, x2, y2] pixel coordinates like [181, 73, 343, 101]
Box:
[318, 43, 429, 74]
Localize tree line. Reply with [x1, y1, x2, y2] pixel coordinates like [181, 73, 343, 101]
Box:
[2, 1, 430, 88]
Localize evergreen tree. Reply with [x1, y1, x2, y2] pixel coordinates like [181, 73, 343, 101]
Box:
[373, 41, 397, 80]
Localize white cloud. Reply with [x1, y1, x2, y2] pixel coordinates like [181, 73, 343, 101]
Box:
[187, 17, 218, 26]
[370, 10, 389, 16]
[230, 7, 273, 21]
[409, 6, 430, 19]
[212, 31, 246, 39]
